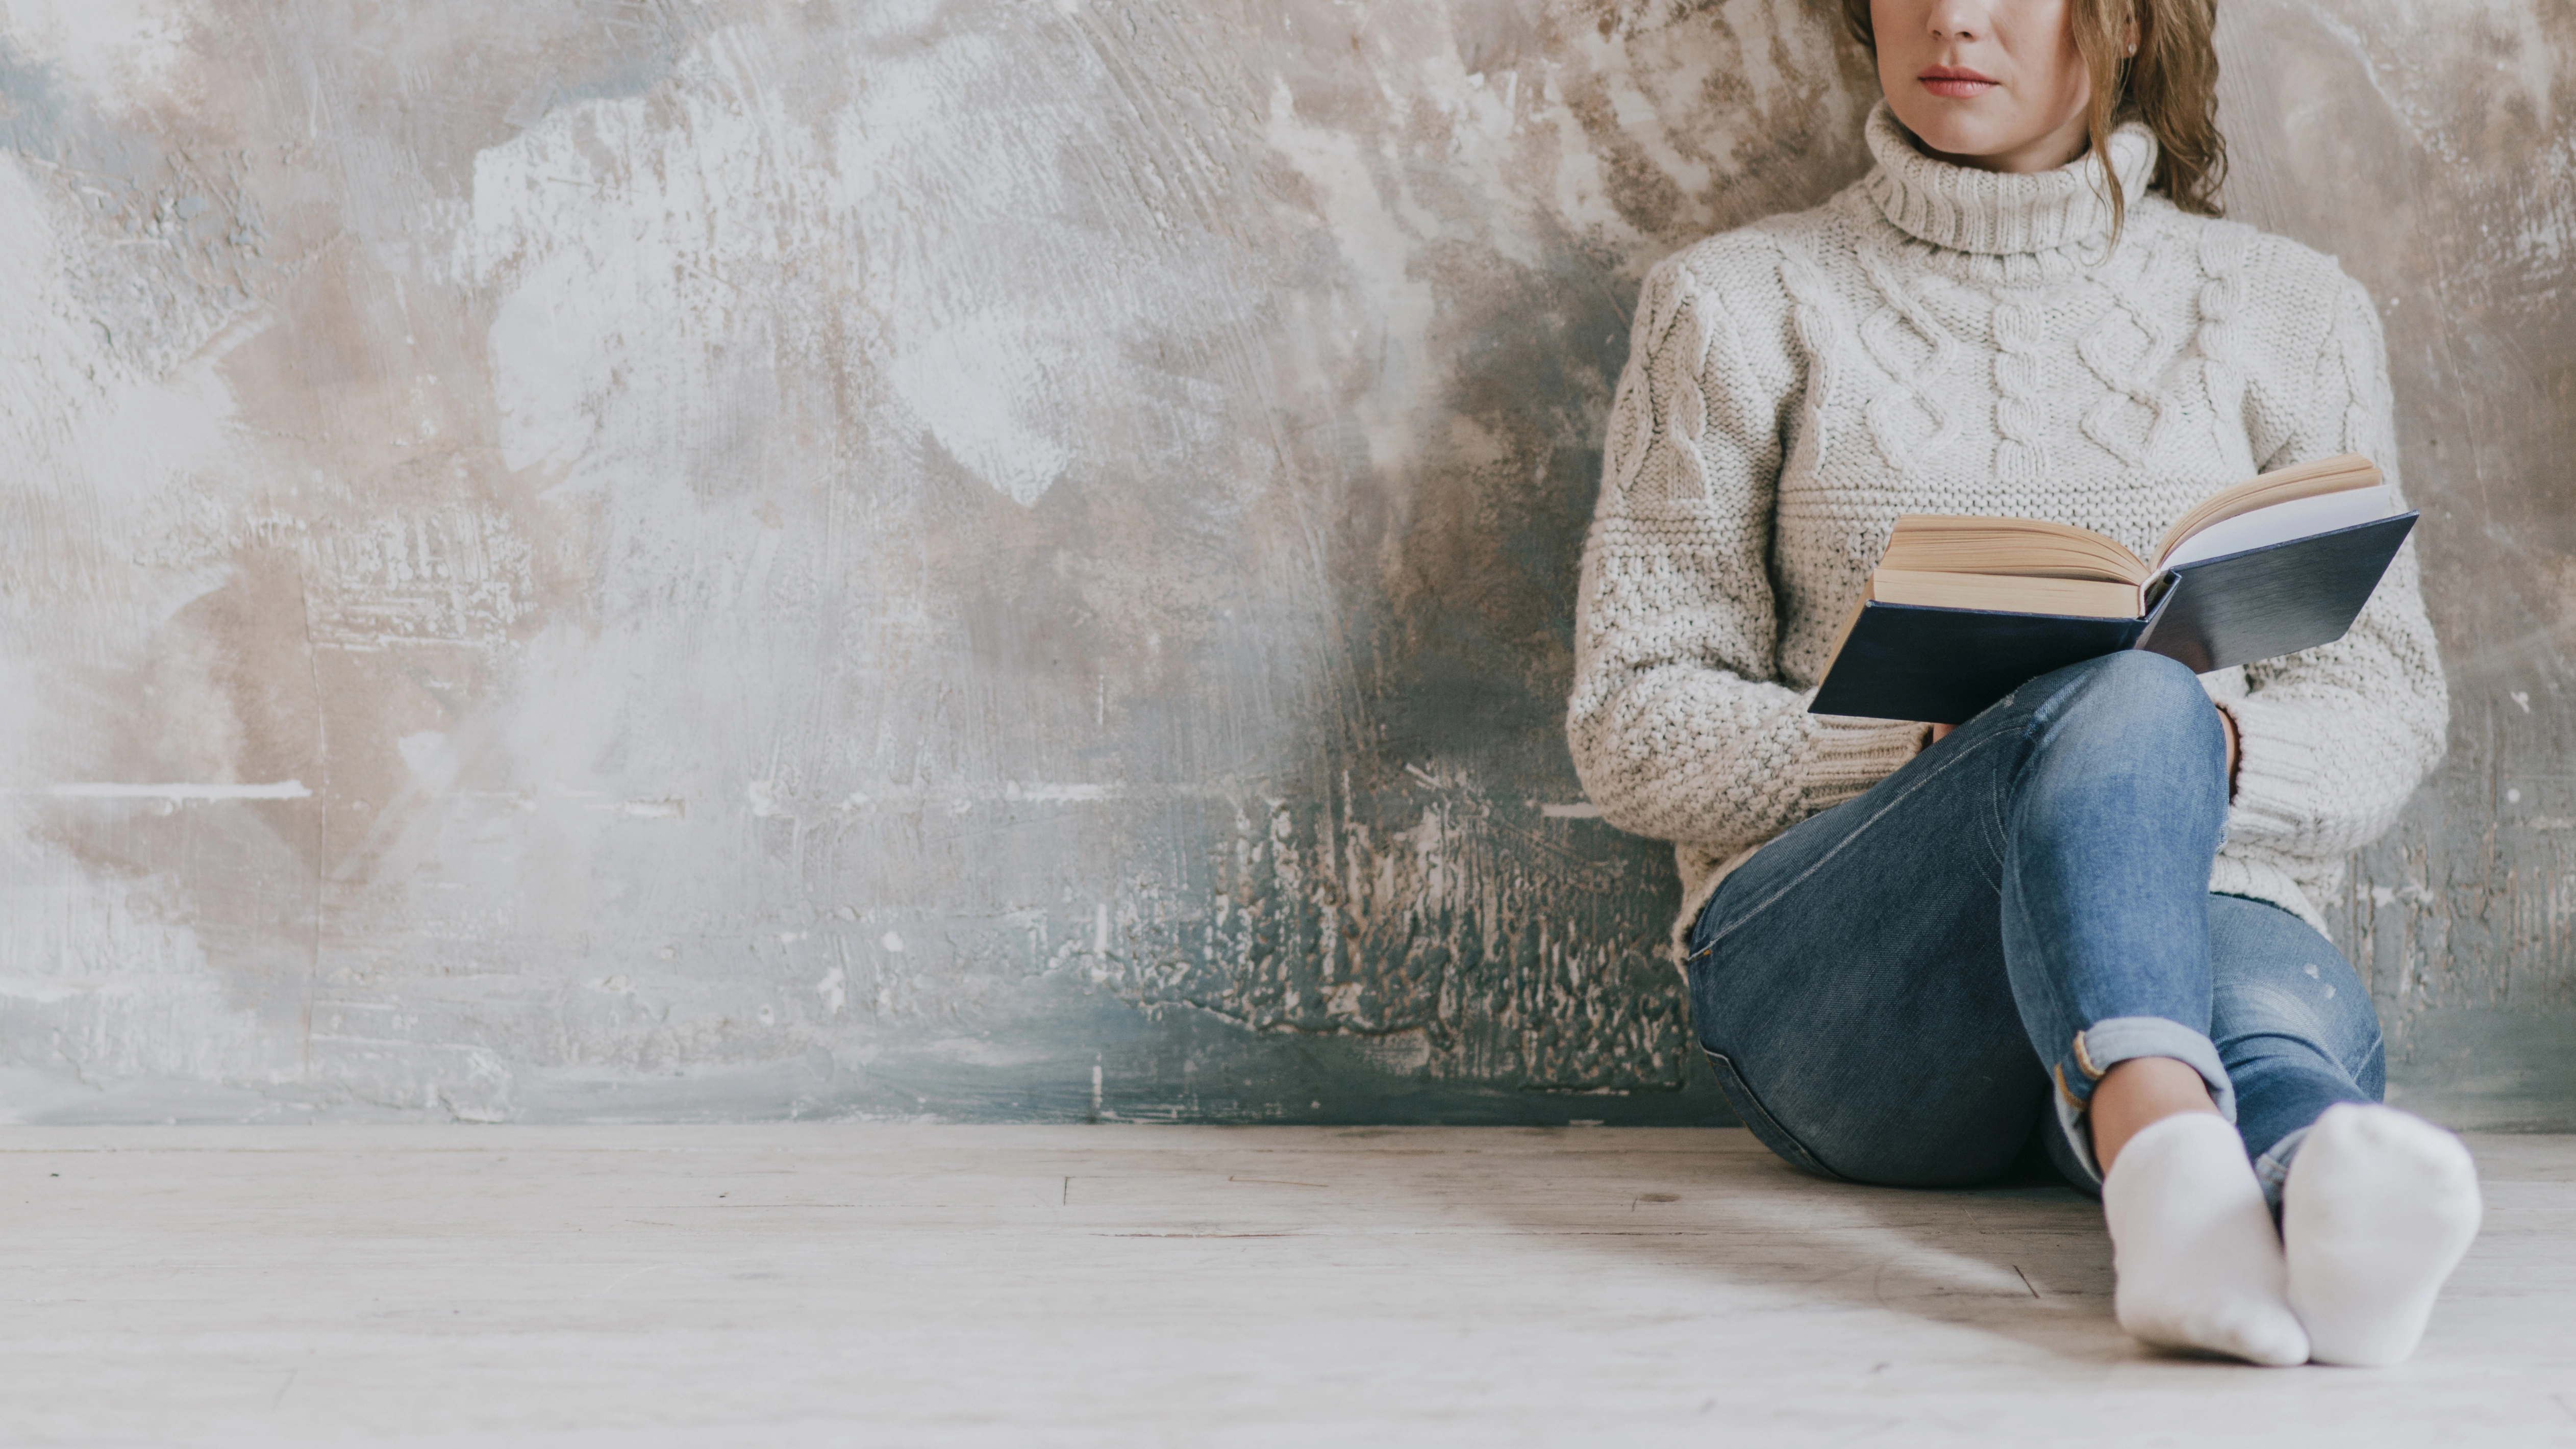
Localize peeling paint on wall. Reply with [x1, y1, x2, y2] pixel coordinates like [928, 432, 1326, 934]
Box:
[0, 0, 2566, 1127]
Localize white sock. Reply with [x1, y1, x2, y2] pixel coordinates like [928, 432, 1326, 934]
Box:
[2102, 1112, 2310, 1365]
[2283, 1103, 2482, 1366]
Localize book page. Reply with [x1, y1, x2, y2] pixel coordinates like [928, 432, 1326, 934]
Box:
[1879, 515, 2149, 583]
[2149, 453, 2380, 567]
[1870, 569, 2142, 618]
[2155, 486, 2393, 572]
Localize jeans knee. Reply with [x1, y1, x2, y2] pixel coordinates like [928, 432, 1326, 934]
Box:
[2040, 650, 2221, 756]
[2015, 652, 2227, 824]
[2083, 649, 2207, 718]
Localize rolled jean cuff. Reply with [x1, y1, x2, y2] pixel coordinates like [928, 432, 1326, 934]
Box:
[2252, 1125, 2312, 1210]
[2049, 1015, 2235, 1188]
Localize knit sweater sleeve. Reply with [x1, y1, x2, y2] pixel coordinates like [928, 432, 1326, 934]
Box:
[1566, 248, 1929, 851]
[2223, 273, 2449, 855]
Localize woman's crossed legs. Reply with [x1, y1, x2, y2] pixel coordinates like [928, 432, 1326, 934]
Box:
[1686, 651, 2478, 1365]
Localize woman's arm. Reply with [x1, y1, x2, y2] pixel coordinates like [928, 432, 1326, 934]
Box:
[1567, 248, 1929, 851]
[2217, 273, 2449, 854]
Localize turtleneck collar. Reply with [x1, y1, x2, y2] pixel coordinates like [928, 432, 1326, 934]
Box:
[1860, 100, 2159, 257]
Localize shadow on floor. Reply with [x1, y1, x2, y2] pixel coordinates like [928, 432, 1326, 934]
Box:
[1476, 1127, 2149, 1364]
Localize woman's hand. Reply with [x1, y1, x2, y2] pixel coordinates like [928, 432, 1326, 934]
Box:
[1928, 705, 2239, 790]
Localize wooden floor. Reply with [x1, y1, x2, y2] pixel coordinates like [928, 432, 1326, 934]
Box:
[0, 1126, 2568, 1447]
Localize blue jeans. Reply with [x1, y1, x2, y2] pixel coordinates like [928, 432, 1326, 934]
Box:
[1686, 651, 2384, 1201]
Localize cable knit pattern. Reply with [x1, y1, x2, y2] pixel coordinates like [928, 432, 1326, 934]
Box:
[1568, 103, 2448, 965]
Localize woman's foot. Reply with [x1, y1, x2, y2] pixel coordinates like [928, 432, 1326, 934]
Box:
[2283, 1103, 2482, 1366]
[2102, 1112, 2310, 1365]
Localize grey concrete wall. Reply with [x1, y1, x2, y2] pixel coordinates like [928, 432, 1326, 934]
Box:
[0, 0, 2564, 1127]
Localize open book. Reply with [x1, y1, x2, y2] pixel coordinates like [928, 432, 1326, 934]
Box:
[1810, 454, 2417, 724]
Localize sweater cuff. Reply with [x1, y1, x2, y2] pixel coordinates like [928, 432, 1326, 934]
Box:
[2216, 692, 2334, 845]
[1799, 711, 1932, 814]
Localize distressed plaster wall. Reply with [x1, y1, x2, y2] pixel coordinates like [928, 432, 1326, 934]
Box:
[0, 0, 2564, 1126]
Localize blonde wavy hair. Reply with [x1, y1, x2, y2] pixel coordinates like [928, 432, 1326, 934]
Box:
[1840, 0, 2228, 235]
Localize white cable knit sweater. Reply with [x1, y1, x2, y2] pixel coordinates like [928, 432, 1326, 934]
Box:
[1567, 104, 2448, 963]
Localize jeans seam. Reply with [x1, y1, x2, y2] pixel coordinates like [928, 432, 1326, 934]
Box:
[2051, 1062, 2085, 1113]
[2072, 1030, 2106, 1081]
[2344, 1029, 2386, 1087]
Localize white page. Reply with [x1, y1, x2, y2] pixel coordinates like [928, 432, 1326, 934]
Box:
[2157, 487, 2393, 573]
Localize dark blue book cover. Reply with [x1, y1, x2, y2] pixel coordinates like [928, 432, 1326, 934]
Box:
[1809, 514, 2417, 726]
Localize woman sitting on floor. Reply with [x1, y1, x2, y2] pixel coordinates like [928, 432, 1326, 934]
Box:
[1566, 0, 2477, 1366]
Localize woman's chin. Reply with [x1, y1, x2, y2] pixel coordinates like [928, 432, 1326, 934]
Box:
[1889, 105, 2083, 174]
[1889, 109, 2015, 163]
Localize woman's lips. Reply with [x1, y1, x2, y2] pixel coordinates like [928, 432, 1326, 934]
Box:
[1918, 66, 1999, 98]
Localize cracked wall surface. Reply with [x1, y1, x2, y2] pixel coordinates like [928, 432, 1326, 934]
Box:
[0, 0, 2566, 1125]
